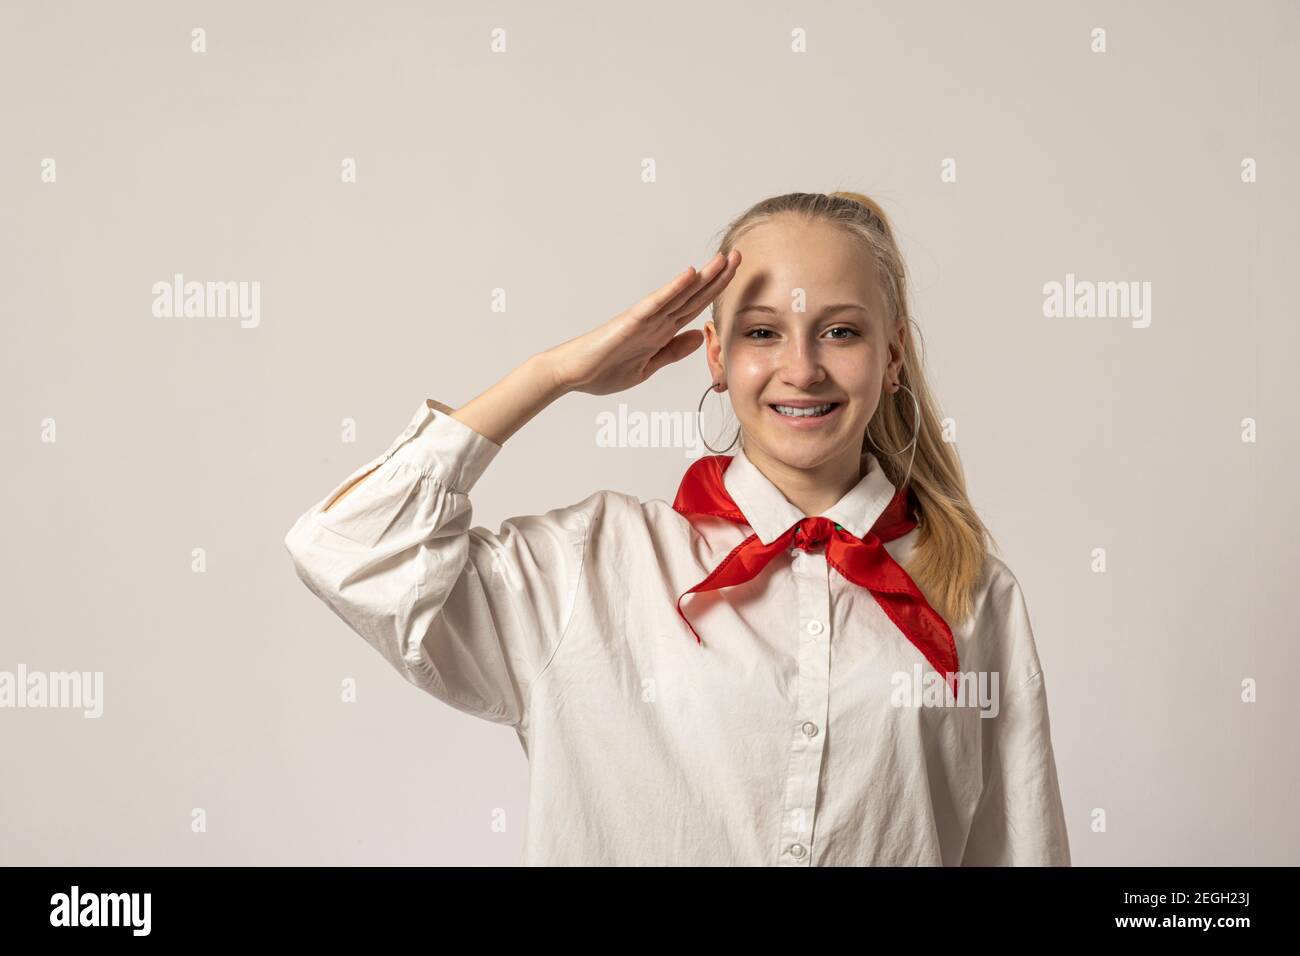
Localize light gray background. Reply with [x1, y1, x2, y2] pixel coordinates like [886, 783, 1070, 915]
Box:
[2, 0, 1296, 865]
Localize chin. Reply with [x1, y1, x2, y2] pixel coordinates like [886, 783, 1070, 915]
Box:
[746, 412, 869, 467]
[753, 432, 841, 467]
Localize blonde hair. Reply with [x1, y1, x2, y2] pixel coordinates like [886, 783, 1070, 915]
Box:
[710, 190, 995, 628]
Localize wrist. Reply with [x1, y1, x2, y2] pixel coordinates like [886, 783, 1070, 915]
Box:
[530, 349, 573, 400]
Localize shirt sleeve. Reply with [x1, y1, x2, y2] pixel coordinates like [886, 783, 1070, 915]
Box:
[282, 398, 593, 729]
[960, 576, 1072, 866]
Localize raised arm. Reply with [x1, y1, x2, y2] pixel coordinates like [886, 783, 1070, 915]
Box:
[322, 250, 741, 513]
[283, 252, 742, 728]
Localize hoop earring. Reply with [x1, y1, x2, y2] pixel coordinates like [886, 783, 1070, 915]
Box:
[866, 383, 921, 490]
[697, 382, 740, 454]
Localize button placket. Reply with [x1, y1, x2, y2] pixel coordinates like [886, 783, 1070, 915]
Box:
[776, 549, 832, 866]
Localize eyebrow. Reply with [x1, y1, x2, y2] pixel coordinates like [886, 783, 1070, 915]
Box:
[733, 303, 870, 319]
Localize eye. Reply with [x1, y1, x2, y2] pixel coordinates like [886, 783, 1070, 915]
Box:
[742, 326, 860, 341]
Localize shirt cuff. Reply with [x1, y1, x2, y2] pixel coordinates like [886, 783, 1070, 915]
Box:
[379, 398, 503, 493]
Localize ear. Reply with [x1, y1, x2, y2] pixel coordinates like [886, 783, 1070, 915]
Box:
[703, 319, 726, 385]
[884, 319, 907, 385]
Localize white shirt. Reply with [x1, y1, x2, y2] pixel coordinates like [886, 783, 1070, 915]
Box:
[284, 398, 1071, 866]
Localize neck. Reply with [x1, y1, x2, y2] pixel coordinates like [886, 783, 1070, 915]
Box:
[741, 441, 866, 517]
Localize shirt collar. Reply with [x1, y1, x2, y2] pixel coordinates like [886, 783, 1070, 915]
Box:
[721, 443, 899, 545]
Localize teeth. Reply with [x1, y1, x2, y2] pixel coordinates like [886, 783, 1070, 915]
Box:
[774, 404, 834, 417]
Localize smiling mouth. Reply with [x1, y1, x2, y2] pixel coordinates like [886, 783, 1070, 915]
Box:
[769, 402, 841, 418]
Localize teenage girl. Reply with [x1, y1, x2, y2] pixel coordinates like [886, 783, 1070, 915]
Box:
[285, 191, 1070, 867]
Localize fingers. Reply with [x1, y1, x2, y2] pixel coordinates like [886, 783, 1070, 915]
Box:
[629, 265, 700, 321]
[669, 249, 741, 325]
[628, 250, 741, 326]
[642, 328, 704, 378]
[660, 251, 735, 318]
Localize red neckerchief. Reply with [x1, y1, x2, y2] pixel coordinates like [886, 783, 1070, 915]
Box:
[672, 454, 959, 691]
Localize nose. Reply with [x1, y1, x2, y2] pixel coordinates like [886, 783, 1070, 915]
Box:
[779, 337, 826, 389]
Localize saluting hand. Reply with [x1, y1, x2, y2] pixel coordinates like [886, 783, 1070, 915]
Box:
[545, 251, 741, 397]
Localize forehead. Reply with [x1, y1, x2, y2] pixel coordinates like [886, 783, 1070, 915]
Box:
[728, 215, 880, 310]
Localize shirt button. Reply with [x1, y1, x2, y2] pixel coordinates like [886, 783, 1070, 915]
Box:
[403, 426, 416, 437]
[806, 620, 824, 635]
[789, 843, 806, 859]
[801, 720, 818, 737]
